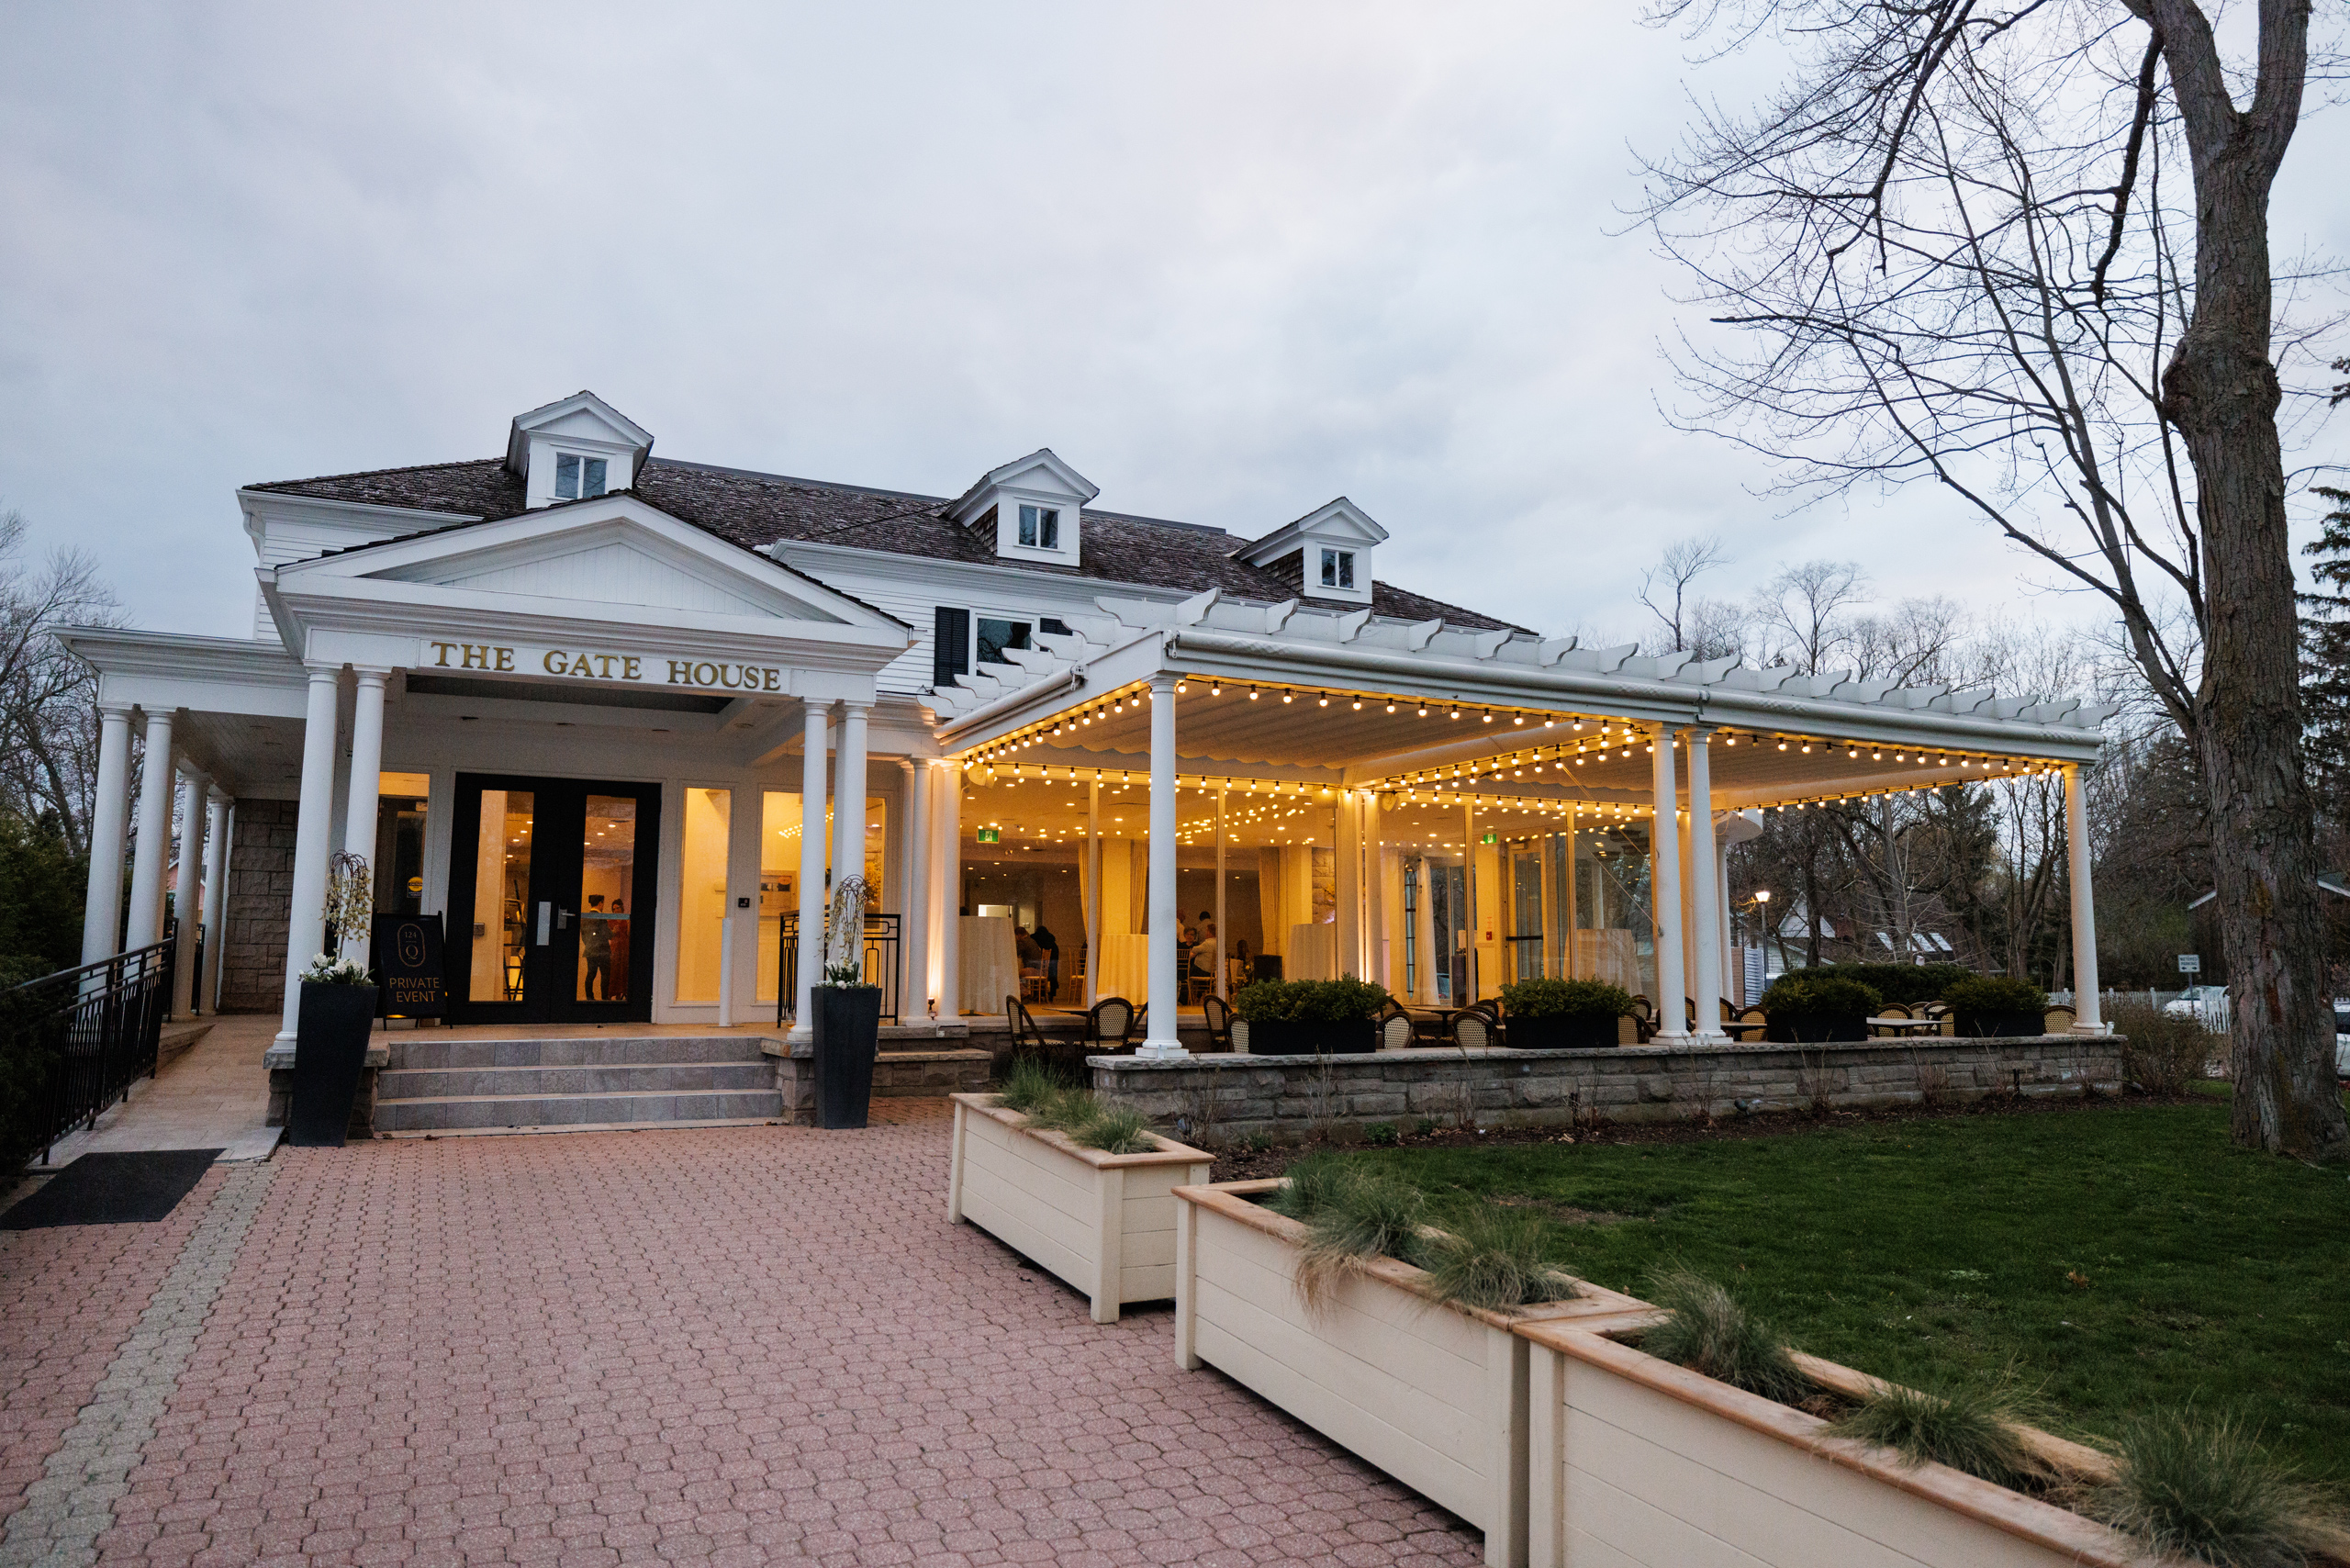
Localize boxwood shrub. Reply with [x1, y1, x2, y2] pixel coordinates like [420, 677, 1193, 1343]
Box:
[1817, 961, 1974, 1006]
[1942, 974, 2049, 1014]
[1500, 977, 1636, 1020]
[1231, 976, 1391, 1024]
[1758, 972, 1883, 1020]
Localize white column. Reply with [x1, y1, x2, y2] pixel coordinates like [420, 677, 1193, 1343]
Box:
[1140, 674, 1184, 1058]
[125, 710, 176, 950]
[1461, 798, 1479, 1001]
[835, 700, 871, 895]
[1649, 722, 1689, 1041]
[939, 764, 962, 1014]
[80, 702, 135, 966]
[1562, 814, 1579, 980]
[170, 767, 205, 1017]
[1335, 790, 1360, 979]
[902, 759, 932, 1016]
[1684, 727, 1725, 1039]
[789, 701, 831, 1040]
[1718, 851, 1737, 1007]
[278, 667, 344, 1046]
[1214, 786, 1228, 1000]
[339, 667, 389, 964]
[1414, 857, 1438, 1002]
[199, 790, 231, 1013]
[1084, 774, 1102, 1006]
[1363, 792, 1384, 990]
[2064, 763, 2103, 1033]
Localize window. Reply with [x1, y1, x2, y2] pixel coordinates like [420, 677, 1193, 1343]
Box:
[932, 607, 971, 686]
[1320, 548, 1355, 589]
[976, 617, 1032, 665]
[554, 453, 609, 500]
[1038, 617, 1072, 637]
[1018, 504, 1060, 550]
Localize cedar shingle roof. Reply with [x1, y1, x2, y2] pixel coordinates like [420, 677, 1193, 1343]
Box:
[246, 456, 1522, 632]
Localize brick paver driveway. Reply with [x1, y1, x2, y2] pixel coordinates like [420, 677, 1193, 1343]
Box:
[1, 1102, 1481, 1566]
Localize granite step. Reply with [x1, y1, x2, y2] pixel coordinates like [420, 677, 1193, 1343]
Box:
[373, 1088, 784, 1133]
[384, 1035, 777, 1071]
[377, 1061, 777, 1101]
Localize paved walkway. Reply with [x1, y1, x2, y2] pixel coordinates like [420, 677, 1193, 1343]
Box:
[38, 1015, 281, 1167]
[1, 1104, 1481, 1566]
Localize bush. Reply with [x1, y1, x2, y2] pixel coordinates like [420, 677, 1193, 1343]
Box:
[0, 954, 58, 1177]
[1292, 1164, 1427, 1305]
[1416, 1205, 1582, 1311]
[1642, 1266, 1809, 1404]
[1759, 972, 1883, 1021]
[1069, 1105, 1156, 1155]
[1944, 974, 2051, 1014]
[2088, 1409, 2341, 1567]
[1818, 962, 1973, 1006]
[1501, 977, 1636, 1020]
[2109, 1002, 2215, 1096]
[1363, 1121, 1398, 1146]
[996, 1055, 1071, 1114]
[1824, 1377, 2043, 1491]
[1232, 976, 1391, 1025]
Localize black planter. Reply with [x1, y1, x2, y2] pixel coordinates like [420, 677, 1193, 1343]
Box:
[1236, 1017, 1379, 1055]
[1957, 1009, 2045, 1038]
[1763, 1014, 1869, 1044]
[288, 981, 377, 1148]
[1505, 1013, 1622, 1050]
[813, 985, 882, 1128]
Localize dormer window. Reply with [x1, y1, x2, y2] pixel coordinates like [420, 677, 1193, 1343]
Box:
[554, 454, 609, 500]
[1235, 496, 1386, 607]
[1320, 549, 1356, 590]
[1018, 505, 1060, 550]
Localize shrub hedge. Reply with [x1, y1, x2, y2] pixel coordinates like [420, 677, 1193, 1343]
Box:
[1499, 977, 1636, 1020]
[1758, 972, 1883, 1020]
[1231, 976, 1390, 1024]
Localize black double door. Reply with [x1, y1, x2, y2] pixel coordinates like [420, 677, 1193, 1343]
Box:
[448, 775, 661, 1025]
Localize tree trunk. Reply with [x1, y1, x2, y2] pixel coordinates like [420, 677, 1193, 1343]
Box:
[2164, 100, 2348, 1159]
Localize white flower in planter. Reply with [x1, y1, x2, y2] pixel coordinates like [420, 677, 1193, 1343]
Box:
[820, 875, 871, 987]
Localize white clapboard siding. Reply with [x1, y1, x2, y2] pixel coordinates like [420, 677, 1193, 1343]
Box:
[1518, 1330, 2149, 1568]
[947, 1094, 1211, 1324]
[1174, 1181, 1638, 1568]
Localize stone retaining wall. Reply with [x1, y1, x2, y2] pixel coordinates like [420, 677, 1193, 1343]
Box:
[769, 1047, 993, 1125]
[1092, 1036, 2123, 1144]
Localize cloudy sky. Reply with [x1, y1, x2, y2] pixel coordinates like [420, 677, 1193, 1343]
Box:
[3, 2, 2344, 648]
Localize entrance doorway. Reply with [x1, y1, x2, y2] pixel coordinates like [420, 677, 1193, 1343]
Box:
[447, 774, 661, 1025]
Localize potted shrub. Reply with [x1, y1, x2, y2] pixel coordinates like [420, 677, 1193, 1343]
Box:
[947, 1058, 1213, 1323]
[812, 876, 881, 1128]
[1945, 974, 2053, 1038]
[1758, 972, 1881, 1043]
[1230, 976, 1389, 1054]
[1173, 1158, 1652, 1567]
[288, 854, 380, 1148]
[1498, 977, 1636, 1049]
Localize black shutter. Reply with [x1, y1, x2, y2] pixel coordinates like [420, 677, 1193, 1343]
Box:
[933, 607, 970, 687]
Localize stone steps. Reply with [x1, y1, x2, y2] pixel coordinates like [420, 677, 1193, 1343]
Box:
[373, 1033, 784, 1133]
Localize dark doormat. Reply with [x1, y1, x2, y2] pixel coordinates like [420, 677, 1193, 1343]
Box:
[1, 1149, 224, 1229]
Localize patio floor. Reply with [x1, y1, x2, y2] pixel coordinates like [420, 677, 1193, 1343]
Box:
[0, 1103, 1482, 1567]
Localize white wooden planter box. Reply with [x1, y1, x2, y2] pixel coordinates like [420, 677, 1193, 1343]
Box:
[1173, 1178, 1654, 1568]
[1515, 1318, 2156, 1568]
[946, 1092, 1212, 1324]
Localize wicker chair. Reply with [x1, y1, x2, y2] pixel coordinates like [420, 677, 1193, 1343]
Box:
[1726, 1002, 1768, 1041]
[1201, 993, 1234, 1052]
[1006, 995, 1062, 1068]
[1920, 1001, 1954, 1036]
[1450, 1002, 1502, 1051]
[2042, 1004, 2077, 1035]
[1628, 994, 1660, 1044]
[1375, 997, 1416, 1051]
[1873, 1001, 1912, 1038]
[1086, 996, 1137, 1052]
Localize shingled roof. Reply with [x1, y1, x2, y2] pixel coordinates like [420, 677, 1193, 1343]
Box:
[246, 456, 1523, 633]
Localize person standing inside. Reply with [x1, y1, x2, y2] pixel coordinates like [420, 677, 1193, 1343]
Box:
[1031, 918, 1059, 994]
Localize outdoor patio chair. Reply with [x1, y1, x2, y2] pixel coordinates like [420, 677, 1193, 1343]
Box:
[1731, 1003, 1768, 1041]
[2042, 1004, 2076, 1035]
[1872, 1001, 1912, 1038]
[1201, 993, 1233, 1052]
[1375, 997, 1415, 1051]
[1450, 1002, 1500, 1051]
[1920, 1001, 1954, 1036]
[1007, 995, 1061, 1067]
[1086, 995, 1137, 1052]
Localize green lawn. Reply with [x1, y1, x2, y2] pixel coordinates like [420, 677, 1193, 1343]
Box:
[1343, 1101, 2350, 1475]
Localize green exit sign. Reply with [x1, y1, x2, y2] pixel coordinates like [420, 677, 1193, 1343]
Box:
[1480, 830, 1499, 845]
[975, 827, 1001, 844]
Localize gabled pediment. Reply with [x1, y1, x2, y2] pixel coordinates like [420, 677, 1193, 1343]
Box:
[275, 496, 905, 630]
[1234, 497, 1389, 566]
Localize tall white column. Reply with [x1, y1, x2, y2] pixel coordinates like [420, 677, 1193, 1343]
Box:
[339, 667, 389, 963]
[789, 701, 831, 1040]
[939, 764, 962, 1014]
[170, 767, 205, 1018]
[81, 702, 135, 966]
[1084, 775, 1102, 1007]
[1214, 787, 1228, 1001]
[1363, 792, 1384, 991]
[1719, 851, 1738, 1007]
[1336, 790, 1362, 980]
[125, 710, 177, 950]
[835, 700, 871, 895]
[1649, 722, 1689, 1041]
[1413, 857, 1438, 1002]
[200, 789, 231, 1013]
[279, 667, 344, 1046]
[2064, 763, 2103, 1033]
[1139, 674, 1184, 1058]
[1685, 727, 1725, 1039]
[901, 759, 932, 1016]
[1562, 815, 1579, 980]
[1461, 798, 1479, 1002]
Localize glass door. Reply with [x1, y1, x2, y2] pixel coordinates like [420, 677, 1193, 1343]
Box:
[448, 775, 661, 1025]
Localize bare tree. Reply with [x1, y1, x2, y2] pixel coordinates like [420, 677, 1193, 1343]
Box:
[1640, 0, 2346, 1159]
[1751, 560, 1871, 672]
[1638, 534, 1732, 653]
[0, 510, 121, 858]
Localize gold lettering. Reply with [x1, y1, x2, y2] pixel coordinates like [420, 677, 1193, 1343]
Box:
[543, 650, 570, 675]
[462, 644, 487, 669]
[622, 656, 642, 680]
[693, 662, 721, 688]
[762, 668, 781, 692]
[430, 641, 458, 666]
[718, 664, 742, 689]
[667, 660, 693, 684]
[494, 647, 514, 671]
[594, 653, 617, 678]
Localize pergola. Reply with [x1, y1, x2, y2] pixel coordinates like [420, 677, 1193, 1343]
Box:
[929, 589, 2112, 1059]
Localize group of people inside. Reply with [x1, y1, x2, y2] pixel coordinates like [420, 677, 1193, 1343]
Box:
[1013, 908, 1250, 1001]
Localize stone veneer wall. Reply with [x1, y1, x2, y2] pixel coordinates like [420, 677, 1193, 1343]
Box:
[218, 799, 298, 1014]
[1092, 1036, 2124, 1144]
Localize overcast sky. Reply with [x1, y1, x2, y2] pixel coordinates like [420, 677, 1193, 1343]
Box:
[3, 2, 2345, 650]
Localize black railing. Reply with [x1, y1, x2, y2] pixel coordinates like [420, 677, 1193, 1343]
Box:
[5, 942, 174, 1166]
[777, 913, 901, 1025]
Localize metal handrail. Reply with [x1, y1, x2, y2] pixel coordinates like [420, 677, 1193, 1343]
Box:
[4, 941, 174, 1166]
[776, 913, 902, 1025]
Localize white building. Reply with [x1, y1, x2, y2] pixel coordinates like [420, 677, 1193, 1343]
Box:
[63, 392, 2115, 1129]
